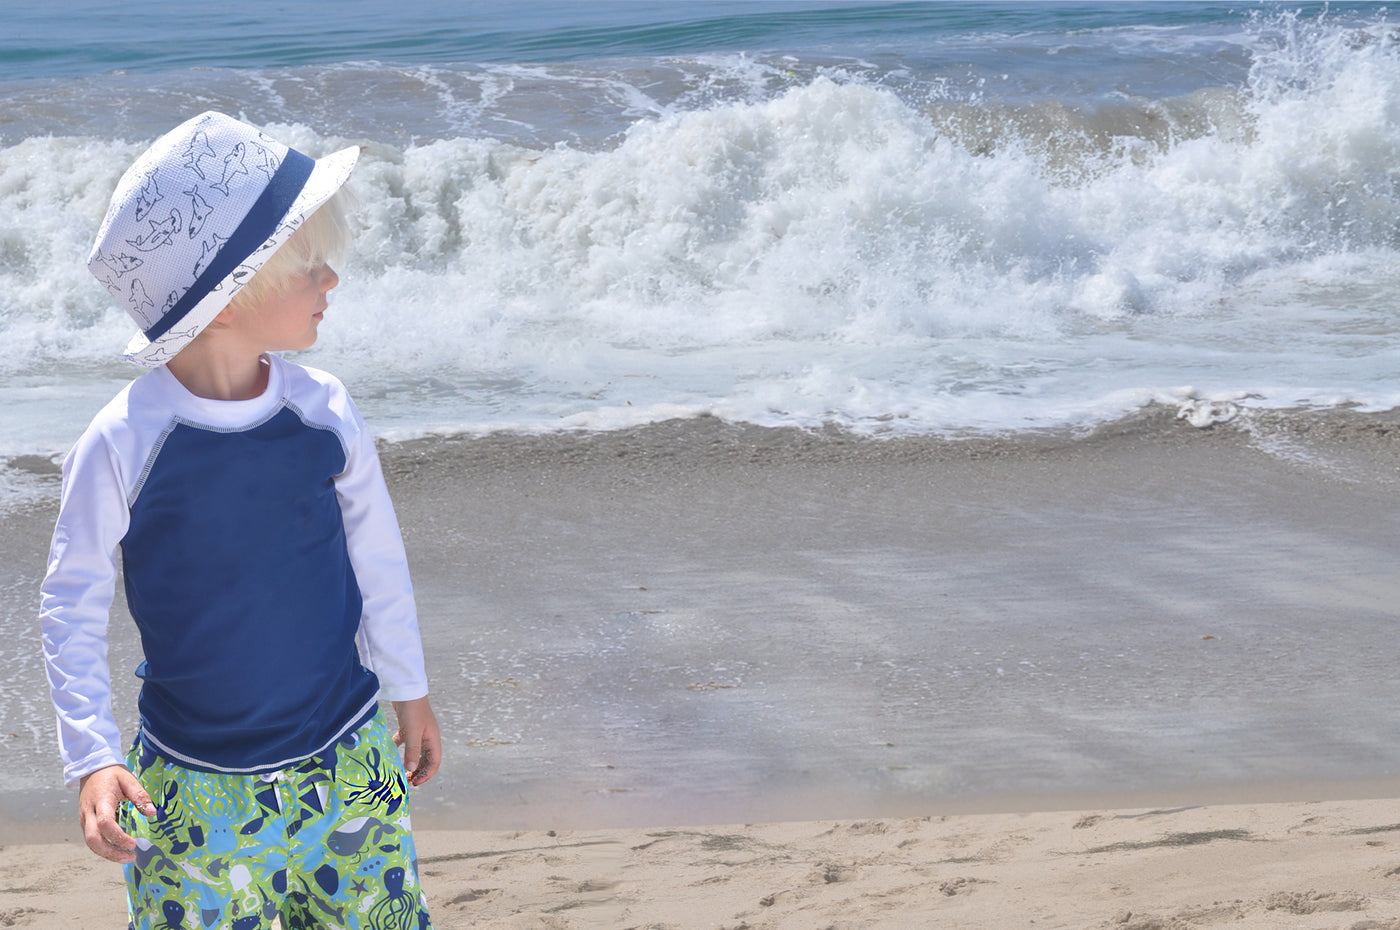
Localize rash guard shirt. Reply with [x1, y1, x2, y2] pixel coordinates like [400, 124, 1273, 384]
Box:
[40, 355, 429, 785]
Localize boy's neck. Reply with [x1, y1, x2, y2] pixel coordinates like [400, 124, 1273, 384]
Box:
[165, 345, 270, 401]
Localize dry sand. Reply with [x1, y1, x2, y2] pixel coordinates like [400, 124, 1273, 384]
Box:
[8, 798, 1400, 928]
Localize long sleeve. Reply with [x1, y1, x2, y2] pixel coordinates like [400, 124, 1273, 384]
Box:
[39, 422, 132, 786]
[335, 401, 430, 703]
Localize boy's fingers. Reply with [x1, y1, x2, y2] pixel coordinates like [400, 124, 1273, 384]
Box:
[87, 828, 137, 863]
[407, 733, 438, 786]
[397, 731, 437, 786]
[390, 699, 441, 786]
[401, 734, 422, 776]
[119, 772, 157, 817]
[82, 800, 137, 862]
[78, 766, 153, 862]
[412, 738, 439, 785]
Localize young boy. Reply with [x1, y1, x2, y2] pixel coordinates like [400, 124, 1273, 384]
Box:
[40, 112, 439, 929]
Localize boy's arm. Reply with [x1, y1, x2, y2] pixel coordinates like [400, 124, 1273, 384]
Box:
[334, 410, 430, 701]
[41, 422, 160, 859]
[40, 427, 133, 785]
[332, 397, 437, 784]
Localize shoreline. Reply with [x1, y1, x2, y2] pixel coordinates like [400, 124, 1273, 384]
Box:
[10, 772, 1400, 845]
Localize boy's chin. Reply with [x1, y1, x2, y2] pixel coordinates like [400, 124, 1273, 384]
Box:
[280, 334, 319, 353]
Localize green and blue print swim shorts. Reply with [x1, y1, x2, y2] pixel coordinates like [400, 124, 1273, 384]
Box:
[118, 710, 431, 930]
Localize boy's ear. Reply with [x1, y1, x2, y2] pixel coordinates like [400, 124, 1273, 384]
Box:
[209, 303, 237, 327]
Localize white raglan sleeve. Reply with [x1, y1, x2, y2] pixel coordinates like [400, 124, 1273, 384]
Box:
[335, 400, 430, 702]
[39, 424, 132, 786]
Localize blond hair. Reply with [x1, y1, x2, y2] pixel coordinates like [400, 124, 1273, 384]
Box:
[230, 186, 357, 310]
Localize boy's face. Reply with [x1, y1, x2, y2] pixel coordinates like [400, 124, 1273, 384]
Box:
[232, 263, 339, 353]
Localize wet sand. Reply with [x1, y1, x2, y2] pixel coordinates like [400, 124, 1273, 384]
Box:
[4, 405, 1400, 856]
[380, 407, 1400, 829]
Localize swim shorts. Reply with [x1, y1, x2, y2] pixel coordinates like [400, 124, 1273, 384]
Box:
[118, 709, 431, 930]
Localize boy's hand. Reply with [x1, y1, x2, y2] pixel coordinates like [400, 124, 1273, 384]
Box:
[391, 696, 441, 787]
[77, 765, 156, 864]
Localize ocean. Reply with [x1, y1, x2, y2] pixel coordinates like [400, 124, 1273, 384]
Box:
[4, 2, 1400, 498]
[7, 1, 1400, 829]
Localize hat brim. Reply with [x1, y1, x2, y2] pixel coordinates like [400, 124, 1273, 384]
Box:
[122, 144, 361, 368]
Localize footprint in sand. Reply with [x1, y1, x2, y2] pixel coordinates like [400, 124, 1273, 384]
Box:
[939, 877, 988, 897]
[1263, 890, 1367, 914]
[816, 864, 857, 884]
[1116, 891, 1369, 930]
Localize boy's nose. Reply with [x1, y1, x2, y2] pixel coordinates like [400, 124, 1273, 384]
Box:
[317, 264, 340, 292]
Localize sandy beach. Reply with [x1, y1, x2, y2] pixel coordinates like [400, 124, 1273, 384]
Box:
[5, 407, 1400, 925]
[9, 798, 1400, 927]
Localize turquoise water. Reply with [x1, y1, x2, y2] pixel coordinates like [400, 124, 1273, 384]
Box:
[5, 2, 1261, 79]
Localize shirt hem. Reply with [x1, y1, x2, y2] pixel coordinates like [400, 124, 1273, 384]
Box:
[138, 695, 381, 775]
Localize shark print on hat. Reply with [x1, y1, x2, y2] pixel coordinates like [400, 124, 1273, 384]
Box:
[86, 111, 359, 367]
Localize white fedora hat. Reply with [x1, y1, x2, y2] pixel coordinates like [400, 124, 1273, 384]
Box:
[88, 111, 359, 368]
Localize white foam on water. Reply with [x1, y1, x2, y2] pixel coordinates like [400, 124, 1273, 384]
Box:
[3, 11, 1400, 471]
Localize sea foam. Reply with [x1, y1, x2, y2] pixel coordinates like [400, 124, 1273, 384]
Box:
[2, 11, 1399, 461]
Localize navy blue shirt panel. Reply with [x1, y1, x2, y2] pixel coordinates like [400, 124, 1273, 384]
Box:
[121, 405, 381, 773]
